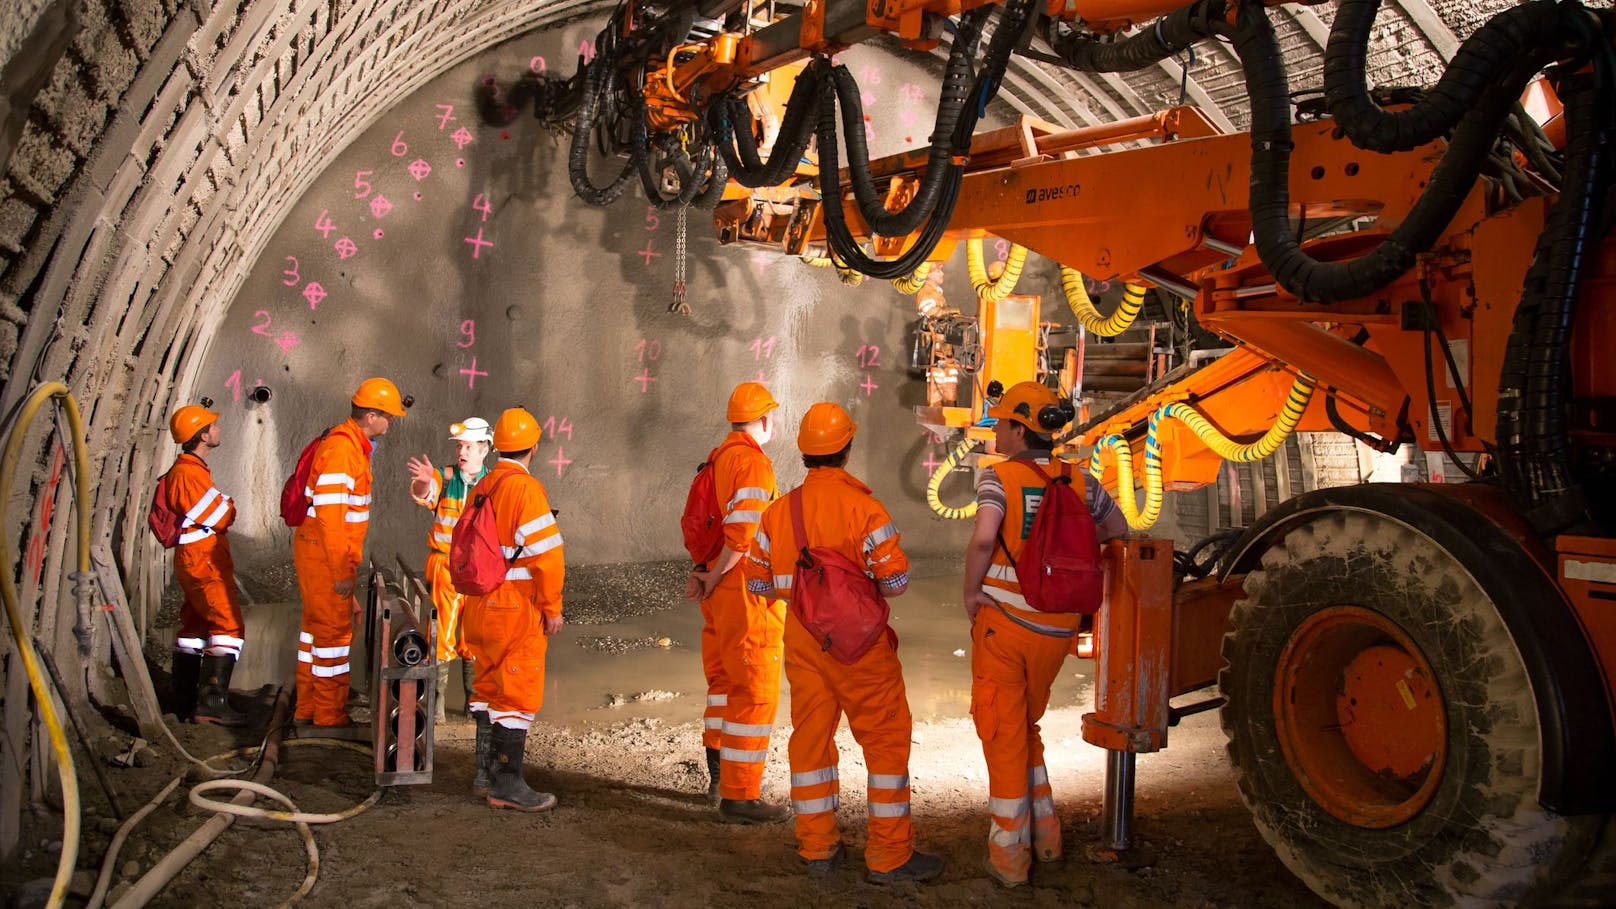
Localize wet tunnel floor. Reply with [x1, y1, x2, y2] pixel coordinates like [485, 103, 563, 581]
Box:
[112, 559, 1330, 908]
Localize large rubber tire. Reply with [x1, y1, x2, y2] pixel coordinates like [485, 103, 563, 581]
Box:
[1219, 511, 1596, 908]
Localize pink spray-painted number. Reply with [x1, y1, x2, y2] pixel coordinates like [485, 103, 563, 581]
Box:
[543, 416, 573, 442]
[636, 339, 662, 362]
[251, 310, 274, 336]
[435, 104, 456, 130]
[314, 210, 336, 239]
[458, 320, 476, 349]
[856, 344, 881, 368]
[225, 370, 243, 403]
[282, 256, 300, 286]
[354, 170, 372, 198]
[473, 194, 494, 221]
[529, 56, 547, 73]
[749, 336, 776, 361]
[391, 131, 408, 157]
[645, 207, 660, 232]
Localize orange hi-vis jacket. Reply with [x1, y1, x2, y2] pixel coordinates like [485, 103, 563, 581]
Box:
[714, 431, 775, 554]
[414, 464, 487, 554]
[461, 460, 565, 728]
[743, 467, 910, 601]
[978, 454, 1117, 634]
[165, 452, 243, 657]
[294, 418, 374, 581]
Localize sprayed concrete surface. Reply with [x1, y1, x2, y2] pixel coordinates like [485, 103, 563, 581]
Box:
[13, 560, 1328, 908]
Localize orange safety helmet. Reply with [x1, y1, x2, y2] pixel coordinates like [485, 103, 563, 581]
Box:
[169, 404, 219, 444]
[987, 381, 1069, 433]
[797, 402, 857, 456]
[726, 381, 779, 423]
[493, 407, 542, 452]
[351, 377, 410, 417]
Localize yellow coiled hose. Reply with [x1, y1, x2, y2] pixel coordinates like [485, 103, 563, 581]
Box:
[891, 262, 933, 294]
[801, 255, 866, 286]
[1088, 373, 1318, 529]
[926, 437, 980, 520]
[966, 239, 1028, 303]
[1060, 267, 1147, 337]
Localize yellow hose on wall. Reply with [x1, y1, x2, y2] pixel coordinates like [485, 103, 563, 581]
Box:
[1060, 267, 1147, 337]
[890, 262, 932, 294]
[1089, 373, 1318, 529]
[1, 382, 91, 909]
[966, 239, 1028, 303]
[926, 437, 980, 520]
[801, 255, 866, 286]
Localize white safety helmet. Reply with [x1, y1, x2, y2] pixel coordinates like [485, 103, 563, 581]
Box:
[449, 417, 493, 443]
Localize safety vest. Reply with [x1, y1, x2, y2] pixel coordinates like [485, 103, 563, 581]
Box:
[166, 453, 235, 546]
[983, 454, 1088, 632]
[420, 465, 488, 554]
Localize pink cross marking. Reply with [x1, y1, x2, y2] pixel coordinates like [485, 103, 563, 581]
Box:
[450, 126, 475, 150]
[861, 373, 879, 396]
[369, 195, 393, 218]
[460, 356, 488, 389]
[549, 446, 573, 477]
[637, 239, 660, 266]
[274, 331, 300, 354]
[465, 227, 494, 258]
[922, 450, 942, 473]
[333, 236, 358, 259]
[634, 367, 657, 393]
[408, 158, 433, 181]
[302, 282, 327, 310]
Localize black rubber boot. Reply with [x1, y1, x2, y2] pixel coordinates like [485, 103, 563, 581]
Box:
[434, 663, 450, 723]
[460, 659, 476, 714]
[486, 724, 557, 812]
[471, 710, 493, 797]
[171, 652, 201, 723]
[195, 654, 249, 727]
[705, 747, 722, 806]
[868, 851, 945, 885]
[719, 798, 791, 824]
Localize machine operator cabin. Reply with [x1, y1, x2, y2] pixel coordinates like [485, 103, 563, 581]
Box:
[3, 1, 1614, 907]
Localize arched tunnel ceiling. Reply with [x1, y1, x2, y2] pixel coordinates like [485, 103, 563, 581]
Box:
[0, 0, 1517, 586]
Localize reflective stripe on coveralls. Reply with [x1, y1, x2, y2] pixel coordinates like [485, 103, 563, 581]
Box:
[744, 466, 915, 872]
[461, 460, 564, 731]
[292, 419, 372, 724]
[166, 453, 245, 659]
[702, 432, 785, 800]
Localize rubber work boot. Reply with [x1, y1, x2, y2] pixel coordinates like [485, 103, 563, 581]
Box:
[804, 843, 846, 876]
[460, 659, 476, 714]
[171, 652, 201, 723]
[195, 654, 249, 727]
[486, 724, 557, 812]
[868, 852, 945, 885]
[434, 663, 450, 723]
[705, 747, 722, 806]
[719, 798, 791, 824]
[470, 710, 493, 797]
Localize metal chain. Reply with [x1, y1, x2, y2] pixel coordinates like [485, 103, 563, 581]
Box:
[669, 206, 690, 314]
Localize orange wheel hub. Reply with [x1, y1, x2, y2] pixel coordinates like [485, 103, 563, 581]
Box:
[1273, 606, 1446, 828]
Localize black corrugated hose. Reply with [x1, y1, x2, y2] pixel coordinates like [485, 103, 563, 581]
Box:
[570, 51, 644, 206]
[1496, 38, 1613, 532]
[816, 0, 1035, 278]
[710, 68, 824, 188]
[1323, 0, 1564, 154]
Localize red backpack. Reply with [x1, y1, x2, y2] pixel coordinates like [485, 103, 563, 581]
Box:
[449, 473, 517, 596]
[1000, 460, 1104, 614]
[679, 440, 743, 565]
[787, 490, 892, 664]
[147, 474, 184, 549]
[279, 432, 327, 527]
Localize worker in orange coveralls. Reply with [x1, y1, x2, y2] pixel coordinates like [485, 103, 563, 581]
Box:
[686, 381, 789, 823]
[293, 377, 408, 727]
[164, 404, 248, 727]
[407, 417, 493, 721]
[462, 407, 565, 812]
[743, 402, 944, 884]
[963, 381, 1128, 887]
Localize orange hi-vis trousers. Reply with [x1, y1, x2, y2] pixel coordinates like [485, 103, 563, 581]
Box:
[784, 615, 915, 873]
[970, 605, 1072, 881]
[174, 535, 244, 658]
[423, 550, 469, 663]
[292, 533, 356, 726]
[698, 594, 728, 751]
[462, 587, 549, 730]
[701, 569, 784, 800]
